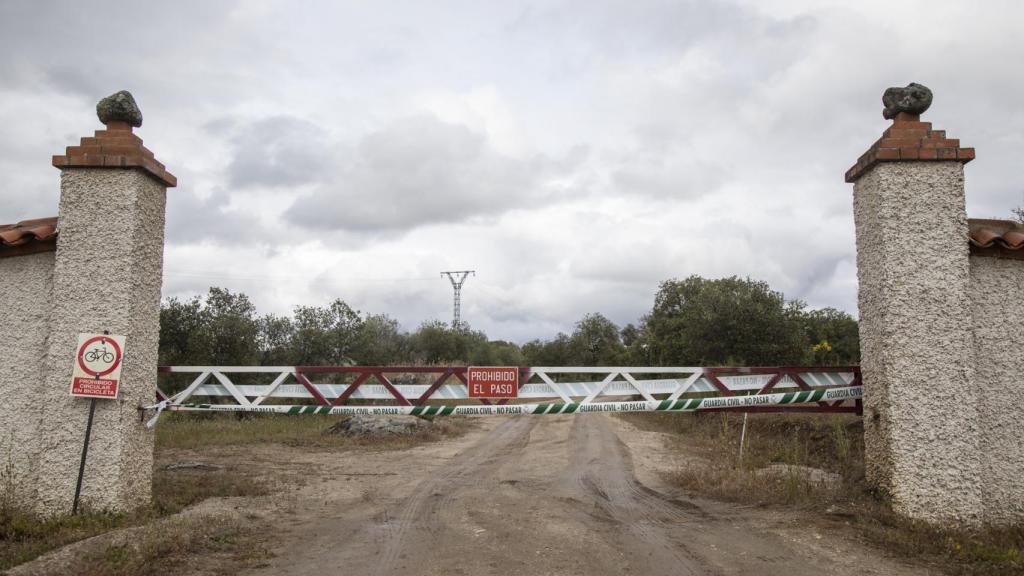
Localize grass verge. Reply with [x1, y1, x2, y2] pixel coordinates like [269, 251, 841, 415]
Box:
[66, 512, 270, 576]
[1, 464, 267, 573]
[154, 411, 473, 450]
[0, 508, 128, 572]
[618, 411, 1024, 576]
[1, 471, 267, 573]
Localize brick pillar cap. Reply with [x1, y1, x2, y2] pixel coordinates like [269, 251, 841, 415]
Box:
[52, 90, 176, 188]
[845, 84, 975, 183]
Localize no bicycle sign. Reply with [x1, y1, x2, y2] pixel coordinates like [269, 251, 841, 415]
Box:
[70, 333, 126, 399]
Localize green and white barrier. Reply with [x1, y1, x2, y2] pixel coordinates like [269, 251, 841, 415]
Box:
[149, 385, 861, 423]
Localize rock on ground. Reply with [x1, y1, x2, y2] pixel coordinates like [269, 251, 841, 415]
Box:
[754, 464, 842, 487]
[324, 415, 432, 437]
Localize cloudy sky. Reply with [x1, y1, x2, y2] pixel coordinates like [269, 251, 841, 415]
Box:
[2, 1, 1022, 342]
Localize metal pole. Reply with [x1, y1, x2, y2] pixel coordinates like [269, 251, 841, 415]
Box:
[738, 412, 749, 466]
[72, 398, 98, 515]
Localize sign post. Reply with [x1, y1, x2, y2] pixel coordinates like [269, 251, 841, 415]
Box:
[70, 332, 126, 515]
[466, 366, 519, 399]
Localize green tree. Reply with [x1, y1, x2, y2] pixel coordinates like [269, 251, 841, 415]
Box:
[158, 288, 259, 394]
[568, 313, 625, 365]
[799, 307, 860, 365]
[620, 323, 640, 347]
[351, 313, 410, 365]
[468, 340, 524, 366]
[522, 334, 572, 366]
[488, 340, 525, 366]
[410, 321, 488, 364]
[290, 299, 363, 365]
[257, 313, 295, 365]
[159, 288, 259, 366]
[622, 326, 653, 366]
[643, 276, 805, 366]
[159, 295, 207, 366]
[203, 287, 260, 365]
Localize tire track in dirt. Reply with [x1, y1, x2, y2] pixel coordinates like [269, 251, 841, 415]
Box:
[562, 415, 711, 575]
[372, 416, 538, 575]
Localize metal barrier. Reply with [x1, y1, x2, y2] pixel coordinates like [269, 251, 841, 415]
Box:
[147, 366, 862, 424]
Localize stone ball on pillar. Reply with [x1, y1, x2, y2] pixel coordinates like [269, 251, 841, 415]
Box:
[882, 82, 933, 120]
[96, 90, 143, 128]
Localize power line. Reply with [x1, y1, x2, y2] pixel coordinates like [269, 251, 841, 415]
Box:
[440, 270, 475, 330]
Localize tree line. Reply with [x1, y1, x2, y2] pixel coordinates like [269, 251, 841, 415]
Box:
[158, 275, 859, 368]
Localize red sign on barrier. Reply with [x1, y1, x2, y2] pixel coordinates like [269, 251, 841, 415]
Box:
[467, 366, 519, 398]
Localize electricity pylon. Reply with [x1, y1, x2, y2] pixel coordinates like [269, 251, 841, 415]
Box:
[440, 270, 475, 330]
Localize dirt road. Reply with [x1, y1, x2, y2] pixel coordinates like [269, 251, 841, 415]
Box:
[247, 415, 928, 576]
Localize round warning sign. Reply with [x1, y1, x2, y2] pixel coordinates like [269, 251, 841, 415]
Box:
[77, 336, 123, 378]
[71, 333, 126, 399]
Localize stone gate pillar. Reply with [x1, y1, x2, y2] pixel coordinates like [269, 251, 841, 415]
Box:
[31, 91, 175, 514]
[845, 83, 980, 524]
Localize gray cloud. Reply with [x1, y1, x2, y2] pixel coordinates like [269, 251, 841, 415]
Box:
[164, 184, 264, 246]
[3, 0, 1024, 343]
[285, 114, 585, 232]
[217, 116, 333, 189]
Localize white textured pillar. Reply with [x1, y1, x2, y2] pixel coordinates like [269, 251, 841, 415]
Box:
[846, 84, 979, 524]
[31, 91, 175, 515]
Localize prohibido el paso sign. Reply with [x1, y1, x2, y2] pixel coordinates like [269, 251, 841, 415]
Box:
[70, 333, 126, 399]
[467, 366, 519, 398]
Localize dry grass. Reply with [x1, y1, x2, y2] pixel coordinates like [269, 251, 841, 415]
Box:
[621, 411, 864, 506]
[0, 480, 263, 572]
[154, 411, 472, 451]
[0, 508, 128, 571]
[66, 513, 270, 576]
[2, 411, 466, 573]
[151, 466, 268, 516]
[619, 411, 1024, 576]
[0, 466, 267, 572]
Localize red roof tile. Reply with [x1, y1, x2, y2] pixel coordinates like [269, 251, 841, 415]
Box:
[968, 218, 1024, 260]
[0, 216, 58, 258]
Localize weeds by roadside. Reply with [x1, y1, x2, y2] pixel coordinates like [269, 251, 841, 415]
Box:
[0, 507, 128, 571]
[619, 411, 1024, 576]
[0, 463, 268, 573]
[155, 412, 473, 450]
[152, 466, 268, 517]
[68, 512, 269, 576]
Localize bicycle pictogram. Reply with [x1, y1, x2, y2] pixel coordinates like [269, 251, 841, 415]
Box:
[76, 335, 123, 378]
[83, 347, 115, 364]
